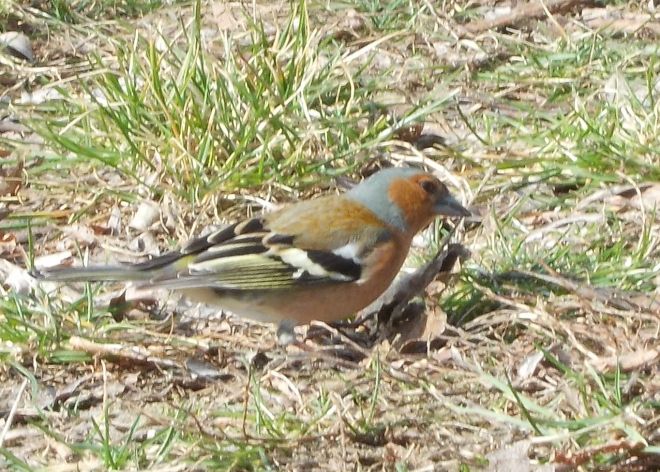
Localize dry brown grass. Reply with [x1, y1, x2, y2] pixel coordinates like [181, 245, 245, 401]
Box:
[1, 0, 659, 470]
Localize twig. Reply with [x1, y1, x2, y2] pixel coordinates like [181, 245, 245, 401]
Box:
[308, 321, 372, 358]
[554, 439, 645, 467]
[0, 378, 28, 447]
[464, 0, 589, 35]
[68, 336, 183, 370]
[512, 264, 660, 315]
[583, 9, 660, 38]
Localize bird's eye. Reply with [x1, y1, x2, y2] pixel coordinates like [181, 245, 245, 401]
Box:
[420, 179, 438, 194]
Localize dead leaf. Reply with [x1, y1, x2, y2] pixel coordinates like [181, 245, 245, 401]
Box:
[55, 375, 94, 405]
[264, 370, 303, 406]
[516, 350, 545, 382]
[414, 133, 447, 150]
[589, 349, 659, 373]
[0, 120, 32, 135]
[128, 230, 159, 255]
[34, 251, 73, 270]
[486, 440, 555, 472]
[19, 88, 65, 105]
[372, 243, 469, 328]
[129, 200, 160, 232]
[61, 224, 97, 248]
[627, 292, 660, 314]
[0, 258, 37, 294]
[607, 183, 660, 212]
[107, 206, 122, 235]
[161, 193, 179, 231]
[382, 441, 408, 465]
[397, 305, 448, 354]
[108, 291, 129, 321]
[393, 123, 423, 143]
[0, 32, 34, 62]
[0, 161, 23, 197]
[185, 358, 232, 382]
[328, 9, 367, 42]
[0, 232, 17, 257]
[90, 224, 112, 235]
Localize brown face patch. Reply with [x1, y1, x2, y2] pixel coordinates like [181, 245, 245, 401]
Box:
[414, 174, 450, 199]
[387, 173, 439, 233]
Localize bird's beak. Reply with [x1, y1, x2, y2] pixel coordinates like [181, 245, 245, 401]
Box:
[434, 194, 471, 218]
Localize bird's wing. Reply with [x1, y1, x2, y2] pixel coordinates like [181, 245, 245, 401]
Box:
[142, 199, 391, 291]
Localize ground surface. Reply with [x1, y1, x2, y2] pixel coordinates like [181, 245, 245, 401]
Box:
[1, 0, 659, 470]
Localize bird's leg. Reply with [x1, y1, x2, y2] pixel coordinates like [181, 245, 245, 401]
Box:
[276, 319, 297, 346]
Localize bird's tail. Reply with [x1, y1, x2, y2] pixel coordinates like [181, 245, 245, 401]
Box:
[32, 265, 155, 282]
[32, 250, 185, 283]
[32, 251, 191, 282]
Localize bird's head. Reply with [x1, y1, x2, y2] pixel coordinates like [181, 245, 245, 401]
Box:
[347, 166, 470, 235]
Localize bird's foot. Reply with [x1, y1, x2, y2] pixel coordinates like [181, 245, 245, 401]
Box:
[276, 319, 298, 347]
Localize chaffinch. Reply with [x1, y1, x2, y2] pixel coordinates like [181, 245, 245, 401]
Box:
[35, 167, 470, 343]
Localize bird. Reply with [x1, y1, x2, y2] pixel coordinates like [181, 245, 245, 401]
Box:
[34, 166, 470, 344]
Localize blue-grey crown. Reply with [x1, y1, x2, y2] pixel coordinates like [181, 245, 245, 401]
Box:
[346, 167, 422, 232]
